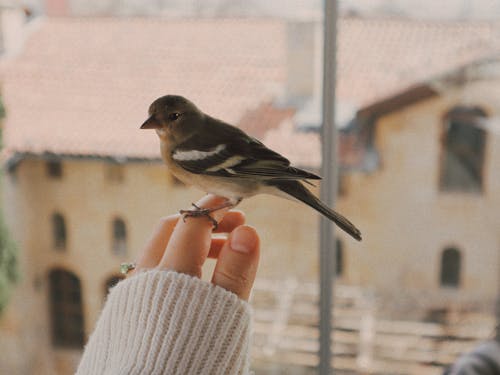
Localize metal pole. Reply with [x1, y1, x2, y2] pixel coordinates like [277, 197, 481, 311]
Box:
[319, 0, 338, 374]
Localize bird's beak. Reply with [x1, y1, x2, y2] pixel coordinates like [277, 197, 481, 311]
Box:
[140, 115, 160, 129]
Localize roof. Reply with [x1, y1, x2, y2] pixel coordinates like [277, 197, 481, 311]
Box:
[338, 18, 500, 107]
[3, 16, 500, 164]
[1, 17, 287, 160]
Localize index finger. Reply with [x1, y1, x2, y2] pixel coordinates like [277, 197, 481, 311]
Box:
[134, 210, 245, 273]
[158, 195, 234, 277]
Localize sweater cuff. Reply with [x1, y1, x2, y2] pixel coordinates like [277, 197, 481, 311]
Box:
[77, 270, 252, 375]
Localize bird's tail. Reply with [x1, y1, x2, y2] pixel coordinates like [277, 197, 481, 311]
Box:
[268, 180, 362, 241]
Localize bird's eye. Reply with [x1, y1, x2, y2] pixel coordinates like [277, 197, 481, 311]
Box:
[168, 112, 181, 121]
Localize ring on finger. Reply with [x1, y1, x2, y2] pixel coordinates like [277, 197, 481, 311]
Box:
[120, 262, 136, 275]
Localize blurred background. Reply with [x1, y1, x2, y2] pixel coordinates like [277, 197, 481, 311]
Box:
[0, 0, 499, 374]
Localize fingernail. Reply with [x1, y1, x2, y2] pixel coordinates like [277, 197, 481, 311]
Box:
[230, 227, 255, 253]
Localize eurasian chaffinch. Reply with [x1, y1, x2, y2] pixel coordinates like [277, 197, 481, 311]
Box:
[141, 95, 361, 241]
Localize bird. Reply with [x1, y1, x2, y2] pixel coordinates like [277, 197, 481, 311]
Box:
[140, 95, 362, 241]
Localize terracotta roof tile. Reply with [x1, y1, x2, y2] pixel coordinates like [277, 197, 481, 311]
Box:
[264, 18, 500, 168]
[338, 18, 500, 106]
[2, 18, 286, 159]
[3, 17, 500, 161]
[238, 102, 295, 139]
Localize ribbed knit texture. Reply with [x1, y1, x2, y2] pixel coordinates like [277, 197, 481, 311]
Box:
[76, 270, 252, 375]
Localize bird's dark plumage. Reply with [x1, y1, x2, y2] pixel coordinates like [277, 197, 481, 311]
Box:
[267, 179, 362, 241]
[175, 116, 320, 181]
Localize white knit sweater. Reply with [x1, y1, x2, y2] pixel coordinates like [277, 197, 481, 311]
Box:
[76, 270, 252, 375]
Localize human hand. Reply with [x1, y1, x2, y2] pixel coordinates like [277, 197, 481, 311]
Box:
[132, 195, 260, 300]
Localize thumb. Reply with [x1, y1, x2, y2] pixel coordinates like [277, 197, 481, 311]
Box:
[211, 225, 260, 301]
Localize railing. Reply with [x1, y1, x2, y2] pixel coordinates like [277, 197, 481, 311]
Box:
[250, 278, 495, 375]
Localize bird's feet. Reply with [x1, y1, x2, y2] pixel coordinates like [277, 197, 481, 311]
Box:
[180, 203, 219, 229]
[179, 198, 242, 230]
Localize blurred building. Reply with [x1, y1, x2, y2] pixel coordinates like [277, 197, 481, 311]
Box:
[0, 8, 499, 374]
[22, 0, 500, 20]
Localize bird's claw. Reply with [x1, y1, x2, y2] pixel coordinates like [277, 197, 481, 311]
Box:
[179, 203, 218, 230]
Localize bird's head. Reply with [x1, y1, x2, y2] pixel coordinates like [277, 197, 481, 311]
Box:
[141, 95, 203, 142]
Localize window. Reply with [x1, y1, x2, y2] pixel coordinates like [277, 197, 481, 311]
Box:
[49, 269, 84, 348]
[335, 238, 343, 277]
[52, 213, 67, 250]
[439, 106, 487, 192]
[105, 163, 124, 183]
[440, 247, 461, 288]
[47, 160, 63, 178]
[112, 218, 127, 255]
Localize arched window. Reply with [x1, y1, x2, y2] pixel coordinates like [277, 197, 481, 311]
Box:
[105, 163, 124, 183]
[52, 213, 67, 250]
[440, 106, 487, 192]
[336, 238, 344, 277]
[49, 269, 84, 348]
[104, 274, 125, 297]
[112, 218, 127, 255]
[440, 247, 462, 288]
[46, 160, 63, 178]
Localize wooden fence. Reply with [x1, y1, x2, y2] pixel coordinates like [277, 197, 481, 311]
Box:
[250, 278, 496, 375]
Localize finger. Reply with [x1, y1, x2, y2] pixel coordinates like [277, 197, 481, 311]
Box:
[133, 215, 179, 273]
[215, 210, 245, 233]
[208, 211, 245, 258]
[132, 210, 244, 274]
[212, 225, 260, 301]
[208, 237, 226, 258]
[159, 195, 234, 277]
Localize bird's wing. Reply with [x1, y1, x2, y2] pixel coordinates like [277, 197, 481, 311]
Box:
[172, 118, 320, 181]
